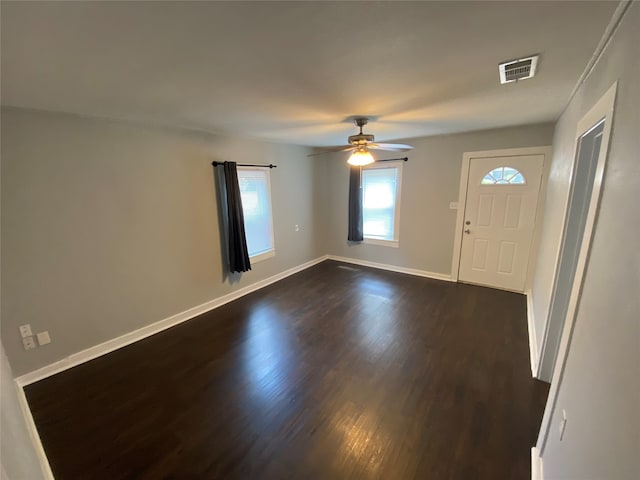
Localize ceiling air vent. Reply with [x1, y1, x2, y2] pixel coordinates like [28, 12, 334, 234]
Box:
[499, 55, 539, 84]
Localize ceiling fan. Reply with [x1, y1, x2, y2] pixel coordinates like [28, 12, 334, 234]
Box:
[308, 117, 413, 166]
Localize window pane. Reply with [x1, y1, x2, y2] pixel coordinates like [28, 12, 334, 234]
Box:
[503, 167, 518, 180]
[512, 173, 525, 184]
[481, 166, 526, 185]
[362, 167, 399, 241]
[238, 169, 274, 257]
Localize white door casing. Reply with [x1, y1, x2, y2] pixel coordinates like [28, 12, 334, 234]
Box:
[458, 155, 544, 292]
[536, 121, 604, 382]
[536, 82, 617, 455]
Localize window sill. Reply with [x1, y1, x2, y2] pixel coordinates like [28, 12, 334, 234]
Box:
[363, 238, 399, 248]
[250, 249, 275, 264]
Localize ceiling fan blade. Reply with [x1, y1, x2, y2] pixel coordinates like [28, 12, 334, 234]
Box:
[306, 145, 354, 157]
[368, 143, 414, 152]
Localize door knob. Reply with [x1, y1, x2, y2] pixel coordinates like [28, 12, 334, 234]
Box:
[464, 229, 471, 234]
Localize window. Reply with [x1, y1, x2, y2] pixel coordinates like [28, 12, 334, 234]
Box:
[481, 166, 526, 185]
[362, 162, 402, 247]
[238, 168, 275, 262]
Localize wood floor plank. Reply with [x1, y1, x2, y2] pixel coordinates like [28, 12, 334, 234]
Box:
[25, 260, 549, 479]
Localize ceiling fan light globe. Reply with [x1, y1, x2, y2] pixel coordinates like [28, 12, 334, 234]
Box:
[347, 150, 375, 166]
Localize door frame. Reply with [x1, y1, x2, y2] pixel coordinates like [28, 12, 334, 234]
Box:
[451, 146, 552, 291]
[535, 81, 617, 454]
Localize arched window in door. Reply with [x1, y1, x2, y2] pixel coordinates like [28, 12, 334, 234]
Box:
[481, 166, 526, 185]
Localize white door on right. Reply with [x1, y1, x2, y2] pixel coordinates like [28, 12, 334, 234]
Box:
[458, 155, 544, 292]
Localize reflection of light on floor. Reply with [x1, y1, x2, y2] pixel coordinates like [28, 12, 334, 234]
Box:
[355, 277, 399, 356]
[242, 305, 292, 404]
[356, 277, 398, 300]
[331, 404, 390, 475]
[360, 304, 397, 356]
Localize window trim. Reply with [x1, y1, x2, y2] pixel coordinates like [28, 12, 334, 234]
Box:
[361, 160, 403, 248]
[237, 166, 275, 264]
[481, 166, 527, 185]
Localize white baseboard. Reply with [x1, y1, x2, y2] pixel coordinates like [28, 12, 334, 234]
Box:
[531, 447, 544, 480]
[16, 255, 329, 387]
[15, 381, 55, 479]
[526, 290, 540, 378]
[327, 255, 453, 282]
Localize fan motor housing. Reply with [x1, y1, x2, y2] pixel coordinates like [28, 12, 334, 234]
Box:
[348, 133, 375, 145]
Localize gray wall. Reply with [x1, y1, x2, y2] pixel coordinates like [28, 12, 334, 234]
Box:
[1, 343, 46, 480]
[323, 124, 554, 275]
[535, 4, 640, 478]
[1, 132, 46, 478]
[1, 110, 553, 378]
[1, 108, 323, 376]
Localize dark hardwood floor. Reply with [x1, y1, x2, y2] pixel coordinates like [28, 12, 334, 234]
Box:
[26, 260, 549, 479]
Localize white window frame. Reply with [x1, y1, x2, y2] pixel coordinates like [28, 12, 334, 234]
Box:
[361, 161, 403, 248]
[237, 166, 275, 263]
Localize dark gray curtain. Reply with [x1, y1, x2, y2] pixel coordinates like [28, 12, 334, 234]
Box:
[223, 162, 251, 273]
[348, 166, 363, 242]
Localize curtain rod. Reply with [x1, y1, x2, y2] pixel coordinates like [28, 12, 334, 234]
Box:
[211, 161, 277, 169]
[377, 157, 408, 163]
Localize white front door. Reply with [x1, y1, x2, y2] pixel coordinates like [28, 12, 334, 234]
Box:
[458, 155, 543, 292]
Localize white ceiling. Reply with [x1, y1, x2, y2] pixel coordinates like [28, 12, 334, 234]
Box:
[1, 1, 617, 146]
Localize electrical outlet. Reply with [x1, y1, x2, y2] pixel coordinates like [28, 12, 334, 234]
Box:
[23, 336, 36, 350]
[37, 331, 51, 346]
[449, 202, 458, 210]
[295, 224, 300, 232]
[19, 324, 33, 338]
